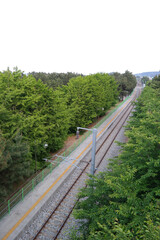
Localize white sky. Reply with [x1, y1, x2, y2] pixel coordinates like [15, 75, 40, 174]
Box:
[0, 0, 160, 75]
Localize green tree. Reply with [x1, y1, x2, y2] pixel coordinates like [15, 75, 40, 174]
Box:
[29, 71, 83, 89]
[122, 70, 137, 94]
[0, 131, 32, 200]
[141, 76, 150, 85]
[62, 73, 118, 132]
[0, 131, 10, 171]
[111, 72, 127, 100]
[0, 69, 70, 161]
[72, 85, 160, 240]
[0, 68, 71, 200]
[149, 74, 160, 89]
[111, 71, 136, 100]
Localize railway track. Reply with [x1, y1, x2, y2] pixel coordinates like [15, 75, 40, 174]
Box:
[30, 90, 140, 240]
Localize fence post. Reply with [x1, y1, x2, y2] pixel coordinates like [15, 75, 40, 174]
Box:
[42, 170, 44, 181]
[22, 188, 24, 201]
[78, 138, 80, 146]
[8, 200, 10, 214]
[66, 149, 68, 157]
[50, 163, 52, 173]
[32, 179, 34, 190]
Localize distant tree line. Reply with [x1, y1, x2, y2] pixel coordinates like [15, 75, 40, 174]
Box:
[141, 76, 150, 85]
[148, 74, 160, 89]
[0, 69, 136, 201]
[29, 71, 84, 89]
[111, 71, 137, 100]
[29, 70, 137, 101]
[135, 71, 160, 78]
[71, 75, 160, 239]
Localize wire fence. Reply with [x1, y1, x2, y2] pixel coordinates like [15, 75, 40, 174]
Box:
[0, 95, 131, 220]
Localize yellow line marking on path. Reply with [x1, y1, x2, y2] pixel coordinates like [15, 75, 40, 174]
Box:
[2, 163, 76, 240]
[2, 94, 135, 240]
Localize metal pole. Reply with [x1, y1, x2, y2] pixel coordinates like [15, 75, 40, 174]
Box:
[76, 127, 97, 175]
[90, 128, 97, 175]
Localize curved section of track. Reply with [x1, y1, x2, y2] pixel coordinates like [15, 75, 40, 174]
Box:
[32, 90, 140, 240]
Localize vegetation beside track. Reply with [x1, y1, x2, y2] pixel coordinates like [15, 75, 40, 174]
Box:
[0, 68, 136, 201]
[71, 77, 160, 239]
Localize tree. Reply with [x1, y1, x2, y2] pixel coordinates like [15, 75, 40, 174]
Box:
[0, 68, 72, 200]
[111, 71, 136, 100]
[111, 72, 127, 100]
[0, 69, 70, 161]
[149, 74, 160, 89]
[141, 76, 150, 85]
[122, 70, 137, 94]
[0, 131, 10, 171]
[29, 71, 83, 89]
[0, 131, 32, 200]
[62, 73, 118, 132]
[72, 85, 160, 239]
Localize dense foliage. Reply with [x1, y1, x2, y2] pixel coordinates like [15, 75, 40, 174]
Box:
[0, 132, 31, 199]
[148, 74, 160, 89]
[141, 76, 150, 85]
[61, 73, 119, 132]
[0, 68, 136, 201]
[72, 81, 160, 239]
[0, 69, 69, 156]
[29, 71, 83, 89]
[111, 71, 137, 100]
[0, 69, 69, 199]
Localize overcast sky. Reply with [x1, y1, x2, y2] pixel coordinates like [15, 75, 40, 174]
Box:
[0, 0, 159, 75]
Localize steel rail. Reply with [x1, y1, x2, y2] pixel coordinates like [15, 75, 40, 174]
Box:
[53, 96, 137, 240]
[32, 93, 138, 240]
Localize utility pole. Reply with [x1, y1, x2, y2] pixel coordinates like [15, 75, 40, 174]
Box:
[76, 127, 97, 175]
